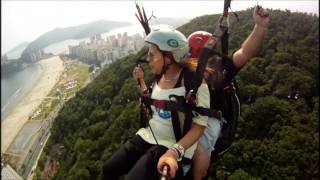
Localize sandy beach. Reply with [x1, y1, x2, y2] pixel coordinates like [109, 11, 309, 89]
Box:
[1, 56, 64, 153]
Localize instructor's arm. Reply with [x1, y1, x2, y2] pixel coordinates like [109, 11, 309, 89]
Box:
[233, 5, 270, 68]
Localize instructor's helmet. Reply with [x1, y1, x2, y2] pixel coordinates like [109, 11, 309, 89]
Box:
[188, 31, 212, 58]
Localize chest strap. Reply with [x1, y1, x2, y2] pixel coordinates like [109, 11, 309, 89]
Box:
[140, 95, 223, 120]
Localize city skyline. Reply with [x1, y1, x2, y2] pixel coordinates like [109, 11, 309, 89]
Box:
[2, 1, 319, 54]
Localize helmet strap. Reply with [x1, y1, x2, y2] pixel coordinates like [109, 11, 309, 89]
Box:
[160, 54, 171, 77]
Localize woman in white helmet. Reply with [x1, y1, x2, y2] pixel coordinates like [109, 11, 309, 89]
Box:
[128, 4, 270, 180]
[101, 26, 210, 180]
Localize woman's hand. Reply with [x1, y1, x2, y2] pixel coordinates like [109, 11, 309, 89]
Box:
[157, 150, 178, 179]
[253, 5, 270, 28]
[133, 64, 144, 84]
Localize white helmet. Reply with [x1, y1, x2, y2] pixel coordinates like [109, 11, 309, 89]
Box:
[145, 26, 189, 63]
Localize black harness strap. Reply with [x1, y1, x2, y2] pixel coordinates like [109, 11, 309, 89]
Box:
[171, 111, 182, 141]
[195, 48, 214, 91]
[221, 31, 229, 55]
[140, 96, 222, 118]
[182, 70, 195, 138]
[170, 69, 185, 141]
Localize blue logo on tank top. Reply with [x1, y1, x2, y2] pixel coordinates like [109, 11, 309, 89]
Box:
[156, 108, 171, 119]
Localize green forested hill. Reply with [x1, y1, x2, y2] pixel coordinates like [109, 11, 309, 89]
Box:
[39, 9, 318, 180]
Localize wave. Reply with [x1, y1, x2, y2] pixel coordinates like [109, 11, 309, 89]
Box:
[1, 88, 21, 113]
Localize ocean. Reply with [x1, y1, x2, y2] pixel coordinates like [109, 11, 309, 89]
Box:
[1, 63, 42, 120]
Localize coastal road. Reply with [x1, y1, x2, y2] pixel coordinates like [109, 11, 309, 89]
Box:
[21, 101, 64, 179]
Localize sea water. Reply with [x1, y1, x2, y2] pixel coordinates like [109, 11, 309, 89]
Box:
[1, 63, 42, 120]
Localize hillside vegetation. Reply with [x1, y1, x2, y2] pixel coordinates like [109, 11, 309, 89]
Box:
[38, 9, 318, 180]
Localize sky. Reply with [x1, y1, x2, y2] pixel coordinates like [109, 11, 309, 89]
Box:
[1, 0, 319, 54]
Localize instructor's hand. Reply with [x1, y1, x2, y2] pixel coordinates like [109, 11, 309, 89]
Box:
[253, 5, 270, 28]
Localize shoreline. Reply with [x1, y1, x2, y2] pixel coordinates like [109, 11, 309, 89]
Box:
[1, 63, 42, 120]
[1, 56, 64, 153]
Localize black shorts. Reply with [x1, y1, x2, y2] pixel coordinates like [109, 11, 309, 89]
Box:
[100, 135, 167, 180]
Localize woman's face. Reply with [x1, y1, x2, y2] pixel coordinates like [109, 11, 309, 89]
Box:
[147, 44, 165, 75]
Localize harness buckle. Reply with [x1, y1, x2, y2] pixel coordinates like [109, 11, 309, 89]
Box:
[186, 90, 197, 105]
[154, 100, 166, 109]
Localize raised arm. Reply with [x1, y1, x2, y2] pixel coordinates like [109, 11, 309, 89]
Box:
[232, 5, 270, 68]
